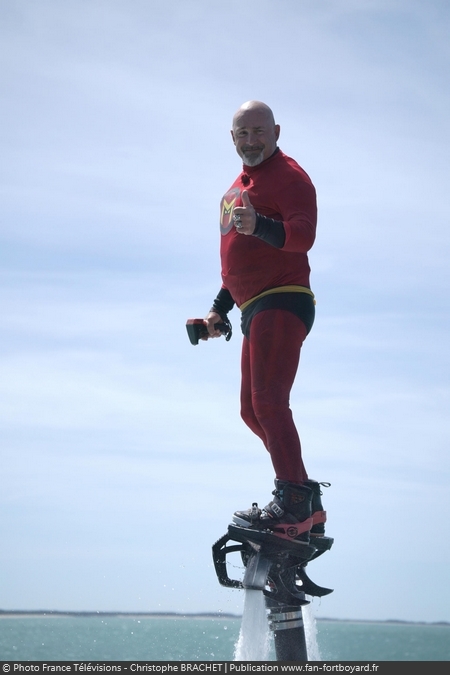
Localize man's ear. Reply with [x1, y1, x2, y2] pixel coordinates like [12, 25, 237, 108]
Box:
[275, 124, 281, 142]
[230, 129, 236, 144]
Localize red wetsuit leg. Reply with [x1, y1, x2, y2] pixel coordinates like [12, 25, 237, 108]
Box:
[240, 309, 308, 484]
[240, 335, 269, 448]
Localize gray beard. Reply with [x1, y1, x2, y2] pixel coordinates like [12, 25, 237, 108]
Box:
[242, 150, 265, 167]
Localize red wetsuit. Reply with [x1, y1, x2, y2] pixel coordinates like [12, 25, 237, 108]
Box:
[214, 148, 317, 484]
[219, 149, 316, 306]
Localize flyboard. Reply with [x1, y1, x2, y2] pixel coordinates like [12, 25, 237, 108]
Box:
[212, 521, 333, 661]
[187, 318, 333, 661]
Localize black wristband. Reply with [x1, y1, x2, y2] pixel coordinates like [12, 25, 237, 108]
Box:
[253, 213, 286, 248]
[211, 287, 235, 318]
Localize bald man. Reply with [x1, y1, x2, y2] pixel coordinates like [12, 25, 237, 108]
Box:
[204, 101, 327, 544]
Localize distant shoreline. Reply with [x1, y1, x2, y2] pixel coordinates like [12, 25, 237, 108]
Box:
[0, 610, 448, 626]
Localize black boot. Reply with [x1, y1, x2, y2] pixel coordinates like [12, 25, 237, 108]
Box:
[233, 480, 313, 543]
[304, 480, 330, 536]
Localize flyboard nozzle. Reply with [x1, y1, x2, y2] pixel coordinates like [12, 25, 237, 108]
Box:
[242, 550, 272, 590]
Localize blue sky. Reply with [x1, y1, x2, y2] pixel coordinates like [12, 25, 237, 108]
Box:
[1, 0, 449, 623]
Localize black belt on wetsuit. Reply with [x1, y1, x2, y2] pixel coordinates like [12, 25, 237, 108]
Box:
[240, 286, 316, 339]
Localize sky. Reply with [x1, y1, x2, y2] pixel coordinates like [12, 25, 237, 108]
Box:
[1, 0, 449, 625]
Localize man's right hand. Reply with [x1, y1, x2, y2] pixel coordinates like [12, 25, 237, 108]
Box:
[203, 311, 224, 339]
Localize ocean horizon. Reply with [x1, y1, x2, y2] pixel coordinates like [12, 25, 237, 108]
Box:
[1, 611, 449, 661]
[1, 609, 449, 626]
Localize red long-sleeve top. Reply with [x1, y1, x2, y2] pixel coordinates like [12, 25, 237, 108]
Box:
[219, 149, 317, 308]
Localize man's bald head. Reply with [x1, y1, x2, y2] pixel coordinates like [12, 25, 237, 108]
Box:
[231, 101, 280, 167]
[232, 100, 276, 128]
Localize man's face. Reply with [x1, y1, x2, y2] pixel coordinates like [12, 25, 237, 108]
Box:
[231, 109, 280, 166]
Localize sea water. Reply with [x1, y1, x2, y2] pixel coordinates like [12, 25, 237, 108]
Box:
[234, 590, 271, 661]
[303, 603, 321, 661]
[233, 592, 322, 661]
[1, 614, 450, 661]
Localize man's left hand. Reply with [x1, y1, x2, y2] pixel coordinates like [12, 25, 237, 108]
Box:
[233, 190, 256, 235]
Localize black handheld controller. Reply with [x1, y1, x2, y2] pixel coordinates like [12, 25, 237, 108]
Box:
[186, 319, 230, 345]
